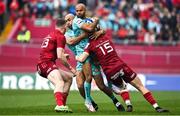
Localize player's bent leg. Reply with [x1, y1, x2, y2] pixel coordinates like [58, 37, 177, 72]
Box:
[76, 71, 85, 99]
[47, 69, 64, 93]
[94, 74, 112, 95]
[47, 69, 66, 111]
[58, 69, 73, 107]
[82, 62, 92, 82]
[76, 70, 97, 112]
[76, 72, 95, 112]
[82, 62, 93, 103]
[82, 62, 96, 112]
[130, 76, 169, 113]
[58, 69, 73, 92]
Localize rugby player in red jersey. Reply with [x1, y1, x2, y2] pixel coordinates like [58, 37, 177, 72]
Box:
[37, 18, 76, 113]
[76, 33, 169, 113]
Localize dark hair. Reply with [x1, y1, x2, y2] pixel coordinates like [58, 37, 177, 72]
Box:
[56, 18, 66, 27]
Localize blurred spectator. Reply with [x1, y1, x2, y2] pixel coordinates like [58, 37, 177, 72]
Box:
[10, 0, 19, 22]
[137, 27, 146, 43]
[144, 29, 156, 44]
[0, 0, 5, 34]
[133, 0, 153, 30]
[117, 26, 128, 40]
[86, 0, 98, 11]
[126, 9, 141, 31]
[78, 0, 86, 5]
[7, 0, 180, 45]
[147, 14, 161, 34]
[172, 0, 180, 8]
[17, 24, 31, 43]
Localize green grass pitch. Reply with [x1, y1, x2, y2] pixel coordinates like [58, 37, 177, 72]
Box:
[0, 90, 180, 115]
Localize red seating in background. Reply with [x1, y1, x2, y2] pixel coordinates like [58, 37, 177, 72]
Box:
[10, 18, 55, 43]
[0, 44, 180, 74]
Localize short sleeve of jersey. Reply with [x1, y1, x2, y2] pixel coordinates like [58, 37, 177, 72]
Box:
[57, 34, 66, 49]
[74, 17, 84, 28]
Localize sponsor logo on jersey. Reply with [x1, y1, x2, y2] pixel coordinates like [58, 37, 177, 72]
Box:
[111, 69, 124, 80]
[77, 19, 83, 24]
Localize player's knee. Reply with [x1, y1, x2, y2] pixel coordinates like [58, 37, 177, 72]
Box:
[55, 82, 64, 89]
[85, 75, 92, 82]
[77, 85, 84, 90]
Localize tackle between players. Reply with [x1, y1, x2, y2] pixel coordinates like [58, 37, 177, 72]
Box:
[65, 11, 133, 112]
[76, 31, 169, 113]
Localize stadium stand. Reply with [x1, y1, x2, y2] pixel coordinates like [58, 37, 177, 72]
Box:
[0, 42, 180, 73]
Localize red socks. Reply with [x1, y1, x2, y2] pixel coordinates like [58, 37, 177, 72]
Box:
[54, 92, 69, 106]
[63, 92, 68, 105]
[143, 92, 156, 105]
[54, 92, 64, 106]
[120, 91, 130, 101]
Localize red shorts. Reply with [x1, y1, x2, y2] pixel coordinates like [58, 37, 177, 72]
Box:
[109, 64, 136, 85]
[37, 61, 58, 78]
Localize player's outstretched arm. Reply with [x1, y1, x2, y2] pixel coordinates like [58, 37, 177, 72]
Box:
[66, 32, 88, 45]
[57, 47, 76, 75]
[75, 52, 89, 62]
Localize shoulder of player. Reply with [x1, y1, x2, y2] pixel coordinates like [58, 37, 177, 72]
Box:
[53, 29, 64, 37]
[52, 30, 65, 40]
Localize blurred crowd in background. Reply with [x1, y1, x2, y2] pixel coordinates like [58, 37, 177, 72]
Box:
[0, 0, 179, 45]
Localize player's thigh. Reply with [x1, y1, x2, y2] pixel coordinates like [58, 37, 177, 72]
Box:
[82, 62, 92, 77]
[58, 69, 73, 82]
[47, 69, 63, 85]
[91, 61, 101, 77]
[76, 71, 85, 88]
[130, 76, 144, 91]
[93, 74, 106, 89]
[76, 61, 83, 71]
[37, 61, 58, 78]
[121, 64, 136, 83]
[129, 75, 147, 93]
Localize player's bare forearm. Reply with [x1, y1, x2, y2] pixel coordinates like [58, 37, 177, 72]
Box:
[66, 32, 88, 45]
[75, 52, 89, 62]
[59, 54, 77, 75]
[57, 48, 76, 74]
